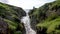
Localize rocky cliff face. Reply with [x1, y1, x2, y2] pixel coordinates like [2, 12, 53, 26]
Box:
[0, 2, 26, 34]
[29, 0, 60, 34]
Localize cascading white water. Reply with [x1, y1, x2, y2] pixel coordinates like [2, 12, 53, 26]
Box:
[21, 10, 36, 34]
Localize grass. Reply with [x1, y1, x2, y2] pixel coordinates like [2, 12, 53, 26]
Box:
[37, 16, 60, 34]
[4, 19, 18, 30]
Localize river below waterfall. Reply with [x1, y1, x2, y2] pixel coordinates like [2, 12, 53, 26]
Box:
[21, 10, 36, 34]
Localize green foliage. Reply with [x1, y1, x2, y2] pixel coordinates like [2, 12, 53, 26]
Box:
[4, 19, 18, 30]
[37, 17, 60, 34]
[0, 2, 26, 34]
[14, 31, 22, 34]
[36, 1, 60, 34]
[29, 0, 60, 34]
[50, 0, 60, 9]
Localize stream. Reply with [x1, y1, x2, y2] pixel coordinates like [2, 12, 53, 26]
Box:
[21, 10, 36, 34]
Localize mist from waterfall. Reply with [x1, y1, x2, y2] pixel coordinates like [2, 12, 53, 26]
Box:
[21, 9, 36, 34]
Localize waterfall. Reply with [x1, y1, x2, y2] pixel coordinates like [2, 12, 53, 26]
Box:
[21, 9, 36, 34]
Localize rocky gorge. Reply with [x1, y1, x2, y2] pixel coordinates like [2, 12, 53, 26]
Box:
[0, 0, 60, 34]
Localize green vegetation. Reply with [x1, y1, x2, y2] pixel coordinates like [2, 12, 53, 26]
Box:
[4, 19, 18, 30]
[0, 2, 26, 34]
[29, 0, 60, 34]
[37, 17, 60, 34]
[0, 0, 60, 34]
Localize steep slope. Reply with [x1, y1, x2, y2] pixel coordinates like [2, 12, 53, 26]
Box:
[0, 2, 26, 34]
[29, 0, 60, 34]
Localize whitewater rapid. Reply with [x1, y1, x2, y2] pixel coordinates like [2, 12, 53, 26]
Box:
[21, 10, 36, 34]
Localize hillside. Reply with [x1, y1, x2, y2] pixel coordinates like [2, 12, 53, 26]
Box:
[0, 2, 26, 34]
[29, 0, 60, 34]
